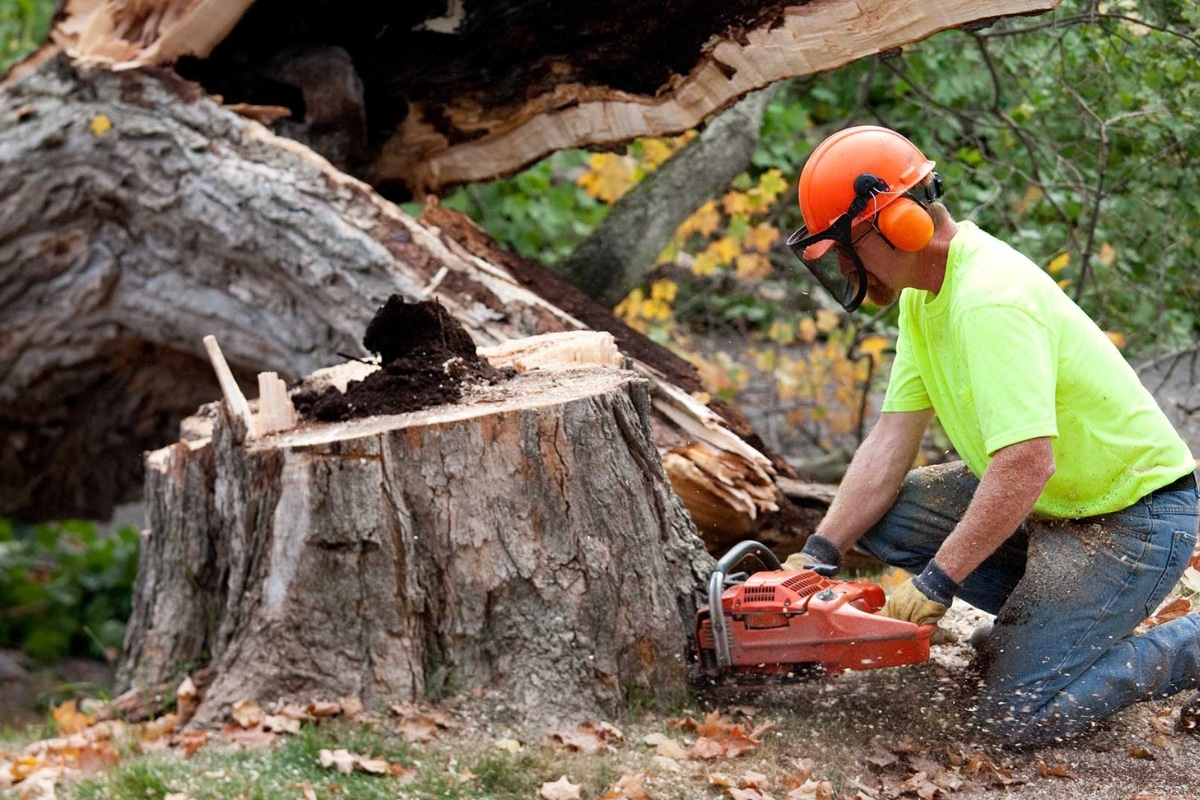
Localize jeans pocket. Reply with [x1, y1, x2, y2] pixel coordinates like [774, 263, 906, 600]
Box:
[1143, 524, 1197, 616]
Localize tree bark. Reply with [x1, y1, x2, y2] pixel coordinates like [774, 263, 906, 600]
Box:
[121, 363, 712, 726]
[558, 87, 776, 307]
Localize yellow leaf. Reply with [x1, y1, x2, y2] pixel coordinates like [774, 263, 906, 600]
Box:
[711, 236, 740, 264]
[1097, 242, 1116, 265]
[576, 153, 636, 203]
[857, 333, 890, 364]
[734, 252, 771, 279]
[650, 278, 678, 303]
[677, 201, 722, 238]
[1046, 252, 1070, 276]
[692, 250, 720, 276]
[742, 223, 780, 253]
[797, 317, 818, 344]
[90, 114, 112, 136]
[722, 191, 754, 217]
[1106, 330, 1126, 349]
[639, 138, 675, 170]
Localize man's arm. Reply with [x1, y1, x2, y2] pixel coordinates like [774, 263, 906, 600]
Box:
[813, 408, 935, 555]
[880, 436, 1055, 628]
[932, 436, 1055, 582]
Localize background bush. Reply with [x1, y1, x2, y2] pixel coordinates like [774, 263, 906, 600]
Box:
[0, 520, 139, 662]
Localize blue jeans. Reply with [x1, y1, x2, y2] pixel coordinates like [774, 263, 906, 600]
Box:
[856, 461, 1200, 748]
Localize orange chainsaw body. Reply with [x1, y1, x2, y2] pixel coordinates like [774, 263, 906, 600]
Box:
[696, 568, 935, 678]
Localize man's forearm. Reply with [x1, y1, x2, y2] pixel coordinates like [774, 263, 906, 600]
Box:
[933, 437, 1054, 583]
[815, 409, 933, 553]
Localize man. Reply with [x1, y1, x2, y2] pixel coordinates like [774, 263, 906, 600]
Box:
[783, 125, 1199, 748]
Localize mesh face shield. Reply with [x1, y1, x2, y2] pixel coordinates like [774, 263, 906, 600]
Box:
[786, 214, 869, 312]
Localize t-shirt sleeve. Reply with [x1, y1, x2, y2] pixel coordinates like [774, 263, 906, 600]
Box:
[881, 329, 931, 413]
[959, 304, 1059, 454]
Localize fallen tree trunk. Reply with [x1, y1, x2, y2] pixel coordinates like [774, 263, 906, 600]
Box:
[0, 53, 823, 555]
[121, 354, 712, 726]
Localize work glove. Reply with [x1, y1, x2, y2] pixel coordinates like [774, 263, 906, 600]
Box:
[782, 534, 841, 576]
[880, 562, 960, 645]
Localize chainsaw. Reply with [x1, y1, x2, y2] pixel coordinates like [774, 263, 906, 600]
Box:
[695, 540, 936, 680]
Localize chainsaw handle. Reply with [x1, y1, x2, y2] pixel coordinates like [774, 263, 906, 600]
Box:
[713, 540, 782, 575]
[708, 541, 781, 669]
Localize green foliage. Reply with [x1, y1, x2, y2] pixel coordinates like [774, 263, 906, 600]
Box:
[0, 519, 140, 662]
[0, 0, 53, 74]
[430, 150, 610, 266]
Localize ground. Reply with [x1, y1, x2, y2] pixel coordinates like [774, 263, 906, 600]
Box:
[4, 598, 1199, 800]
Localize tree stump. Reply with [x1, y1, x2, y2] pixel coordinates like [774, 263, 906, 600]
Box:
[118, 362, 714, 727]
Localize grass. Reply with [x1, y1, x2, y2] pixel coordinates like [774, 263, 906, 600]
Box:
[47, 717, 635, 800]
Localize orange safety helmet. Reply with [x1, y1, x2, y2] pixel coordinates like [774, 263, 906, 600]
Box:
[799, 125, 938, 251]
[786, 126, 942, 310]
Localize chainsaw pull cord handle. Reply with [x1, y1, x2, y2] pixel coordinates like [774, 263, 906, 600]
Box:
[708, 540, 783, 668]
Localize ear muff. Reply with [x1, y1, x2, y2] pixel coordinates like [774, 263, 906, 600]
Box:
[876, 199, 934, 251]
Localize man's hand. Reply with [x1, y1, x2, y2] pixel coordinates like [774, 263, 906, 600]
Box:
[880, 578, 949, 626]
[782, 534, 841, 576]
[879, 562, 961, 645]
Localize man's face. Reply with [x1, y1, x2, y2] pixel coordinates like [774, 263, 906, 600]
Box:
[839, 222, 898, 307]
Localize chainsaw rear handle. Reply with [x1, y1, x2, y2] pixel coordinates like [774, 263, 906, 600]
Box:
[707, 540, 782, 669]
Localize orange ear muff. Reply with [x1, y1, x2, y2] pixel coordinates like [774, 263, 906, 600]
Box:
[876, 198, 934, 251]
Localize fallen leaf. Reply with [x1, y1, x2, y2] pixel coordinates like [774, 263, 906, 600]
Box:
[651, 755, 681, 773]
[52, 699, 94, 735]
[397, 717, 438, 743]
[600, 771, 651, 799]
[178, 730, 209, 757]
[1035, 760, 1076, 778]
[652, 734, 691, 762]
[708, 772, 734, 787]
[306, 701, 342, 718]
[551, 728, 606, 754]
[494, 738, 522, 753]
[728, 788, 769, 800]
[319, 748, 356, 775]
[221, 724, 276, 748]
[539, 775, 582, 800]
[231, 699, 264, 729]
[740, 770, 769, 789]
[355, 755, 390, 775]
[176, 677, 200, 723]
[264, 714, 302, 735]
[1126, 746, 1156, 760]
[292, 780, 318, 800]
[785, 778, 834, 800]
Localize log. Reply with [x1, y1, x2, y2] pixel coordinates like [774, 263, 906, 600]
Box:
[0, 55, 812, 555]
[40, 0, 1060, 196]
[119, 359, 713, 726]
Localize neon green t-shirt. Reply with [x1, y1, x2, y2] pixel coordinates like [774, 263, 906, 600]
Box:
[882, 221, 1194, 518]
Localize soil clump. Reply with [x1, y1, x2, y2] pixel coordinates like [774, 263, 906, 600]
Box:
[293, 295, 511, 421]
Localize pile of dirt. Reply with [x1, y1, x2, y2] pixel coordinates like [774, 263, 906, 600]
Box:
[293, 295, 511, 421]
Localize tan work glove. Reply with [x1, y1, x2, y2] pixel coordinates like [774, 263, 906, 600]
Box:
[782, 534, 841, 576]
[880, 568, 960, 645]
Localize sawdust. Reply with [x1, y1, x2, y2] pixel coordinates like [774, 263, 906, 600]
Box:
[291, 294, 512, 421]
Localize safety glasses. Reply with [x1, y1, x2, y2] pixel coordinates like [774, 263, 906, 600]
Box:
[786, 214, 870, 312]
